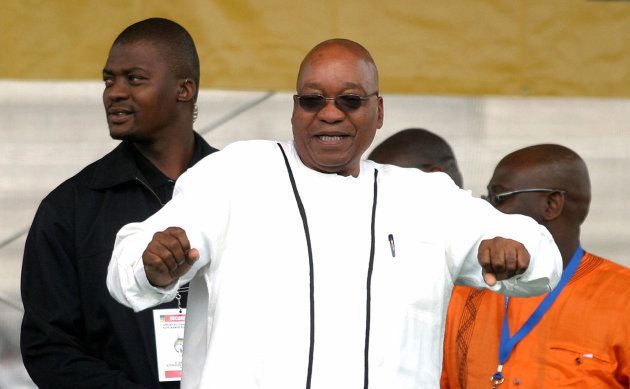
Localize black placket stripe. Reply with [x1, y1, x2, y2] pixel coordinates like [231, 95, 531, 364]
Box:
[277, 143, 316, 389]
[364, 168, 378, 389]
[277, 143, 379, 389]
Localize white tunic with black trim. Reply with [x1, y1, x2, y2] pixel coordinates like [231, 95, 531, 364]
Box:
[107, 140, 562, 389]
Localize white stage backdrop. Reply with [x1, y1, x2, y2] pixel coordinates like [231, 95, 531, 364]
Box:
[2, 81, 629, 294]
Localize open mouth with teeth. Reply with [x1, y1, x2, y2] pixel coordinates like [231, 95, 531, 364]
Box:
[317, 135, 347, 142]
[110, 109, 132, 116]
[108, 109, 133, 124]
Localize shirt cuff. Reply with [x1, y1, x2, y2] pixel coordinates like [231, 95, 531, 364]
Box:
[133, 261, 180, 298]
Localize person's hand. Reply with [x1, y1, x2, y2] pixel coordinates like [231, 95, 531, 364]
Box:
[478, 237, 530, 286]
[142, 227, 199, 287]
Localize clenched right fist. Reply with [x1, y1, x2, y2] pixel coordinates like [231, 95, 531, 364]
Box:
[142, 226, 199, 287]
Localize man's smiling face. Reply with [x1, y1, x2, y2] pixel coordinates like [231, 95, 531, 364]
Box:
[291, 42, 383, 177]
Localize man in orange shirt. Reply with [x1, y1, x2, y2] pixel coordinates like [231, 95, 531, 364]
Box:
[441, 144, 630, 388]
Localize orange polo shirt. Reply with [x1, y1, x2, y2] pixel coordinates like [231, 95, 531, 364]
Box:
[441, 252, 630, 388]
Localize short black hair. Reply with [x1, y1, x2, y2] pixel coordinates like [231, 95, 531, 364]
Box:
[113, 18, 200, 99]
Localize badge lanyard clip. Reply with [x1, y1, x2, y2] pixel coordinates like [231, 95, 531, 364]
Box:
[490, 364, 504, 388]
[175, 285, 189, 313]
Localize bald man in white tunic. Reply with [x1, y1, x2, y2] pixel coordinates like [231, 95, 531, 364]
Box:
[107, 39, 562, 389]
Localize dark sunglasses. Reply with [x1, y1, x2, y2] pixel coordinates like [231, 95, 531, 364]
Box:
[294, 92, 379, 112]
[481, 188, 567, 206]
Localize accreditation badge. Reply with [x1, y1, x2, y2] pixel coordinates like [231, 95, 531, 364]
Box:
[152, 308, 186, 381]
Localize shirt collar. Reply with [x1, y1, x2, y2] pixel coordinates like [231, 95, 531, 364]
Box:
[89, 132, 216, 190]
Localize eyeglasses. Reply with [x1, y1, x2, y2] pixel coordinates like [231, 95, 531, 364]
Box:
[482, 188, 567, 206]
[293, 92, 379, 113]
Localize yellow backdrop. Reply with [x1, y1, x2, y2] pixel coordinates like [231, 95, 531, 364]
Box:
[2, 0, 630, 96]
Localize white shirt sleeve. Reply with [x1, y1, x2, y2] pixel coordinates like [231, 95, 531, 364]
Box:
[107, 148, 233, 312]
[437, 176, 562, 296]
[487, 220, 560, 296]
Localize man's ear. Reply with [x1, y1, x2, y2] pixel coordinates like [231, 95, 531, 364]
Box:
[177, 79, 195, 102]
[376, 96, 384, 128]
[543, 191, 565, 221]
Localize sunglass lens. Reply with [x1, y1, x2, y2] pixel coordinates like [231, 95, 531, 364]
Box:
[336, 95, 363, 110]
[299, 95, 325, 111]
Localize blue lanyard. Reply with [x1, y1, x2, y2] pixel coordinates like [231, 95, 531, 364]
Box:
[491, 245, 584, 383]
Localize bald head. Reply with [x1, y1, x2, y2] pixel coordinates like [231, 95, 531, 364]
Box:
[368, 128, 463, 188]
[496, 144, 590, 224]
[112, 18, 200, 100]
[297, 39, 379, 92]
[487, 144, 590, 264]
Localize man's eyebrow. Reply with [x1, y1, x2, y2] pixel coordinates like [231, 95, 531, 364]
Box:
[300, 82, 364, 90]
[300, 82, 322, 90]
[102, 66, 148, 75]
[339, 82, 363, 89]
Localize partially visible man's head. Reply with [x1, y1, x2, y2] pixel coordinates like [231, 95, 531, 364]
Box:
[368, 128, 463, 188]
[486, 144, 591, 228]
[102, 18, 199, 143]
[291, 39, 384, 177]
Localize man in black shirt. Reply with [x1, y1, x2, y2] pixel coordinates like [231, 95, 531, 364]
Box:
[20, 18, 217, 388]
